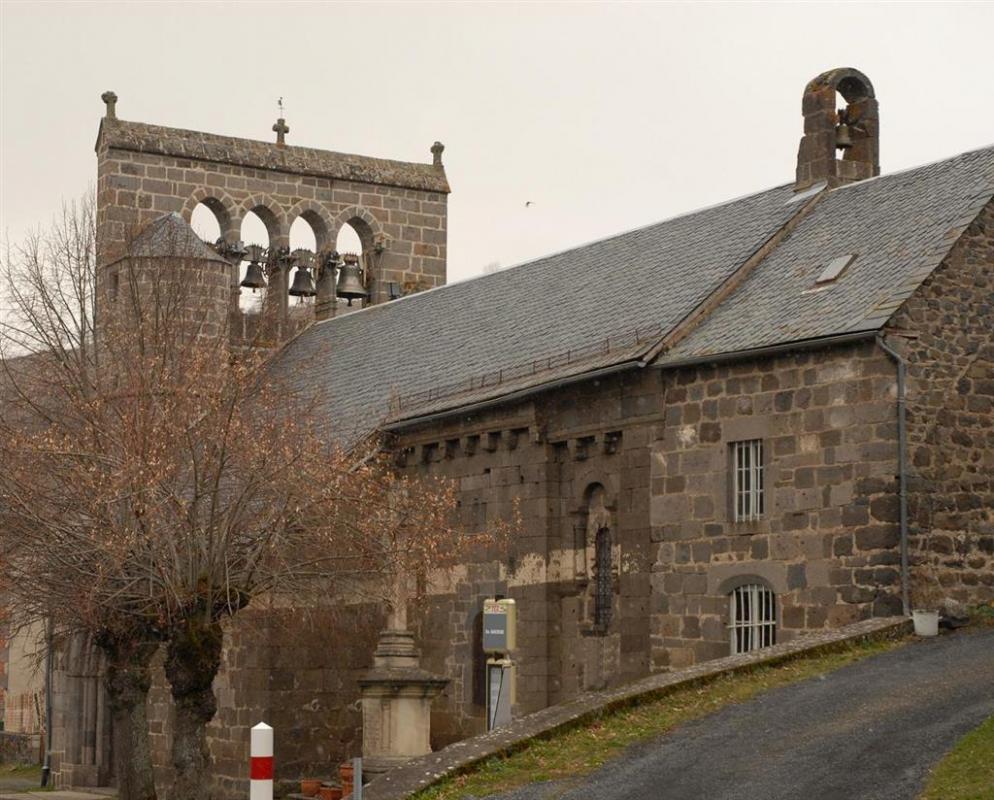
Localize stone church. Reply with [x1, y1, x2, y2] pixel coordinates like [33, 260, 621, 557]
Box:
[3, 67, 993, 795]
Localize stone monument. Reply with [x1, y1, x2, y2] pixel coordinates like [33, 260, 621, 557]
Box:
[358, 589, 448, 775]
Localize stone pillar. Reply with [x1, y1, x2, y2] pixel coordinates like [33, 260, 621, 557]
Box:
[358, 629, 447, 776]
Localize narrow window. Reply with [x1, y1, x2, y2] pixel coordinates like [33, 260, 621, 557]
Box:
[732, 439, 765, 521]
[594, 528, 612, 628]
[728, 583, 777, 654]
[109, 271, 119, 302]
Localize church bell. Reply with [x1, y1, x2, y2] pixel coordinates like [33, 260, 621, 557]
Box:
[835, 109, 853, 150]
[336, 253, 368, 306]
[240, 245, 267, 292]
[289, 265, 317, 298]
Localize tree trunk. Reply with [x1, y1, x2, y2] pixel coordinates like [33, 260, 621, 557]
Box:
[103, 640, 158, 800]
[164, 618, 224, 800]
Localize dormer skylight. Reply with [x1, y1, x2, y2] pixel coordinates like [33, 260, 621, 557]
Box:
[816, 253, 857, 284]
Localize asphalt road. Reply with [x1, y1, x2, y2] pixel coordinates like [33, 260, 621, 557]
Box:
[486, 627, 994, 800]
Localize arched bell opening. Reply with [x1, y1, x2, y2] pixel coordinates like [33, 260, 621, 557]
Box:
[191, 202, 223, 243]
[238, 210, 271, 315]
[334, 220, 369, 312]
[288, 217, 319, 312]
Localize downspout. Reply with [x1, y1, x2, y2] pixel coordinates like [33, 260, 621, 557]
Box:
[877, 334, 910, 615]
[41, 620, 54, 787]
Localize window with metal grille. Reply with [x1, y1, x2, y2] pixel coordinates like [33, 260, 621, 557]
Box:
[728, 583, 777, 654]
[594, 528, 612, 628]
[732, 439, 765, 521]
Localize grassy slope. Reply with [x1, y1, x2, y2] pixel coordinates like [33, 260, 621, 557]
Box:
[415, 635, 906, 800]
[920, 714, 994, 800]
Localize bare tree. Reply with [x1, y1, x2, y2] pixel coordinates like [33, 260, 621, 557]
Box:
[1, 199, 503, 800]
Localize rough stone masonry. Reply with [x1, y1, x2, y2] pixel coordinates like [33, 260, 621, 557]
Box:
[5, 68, 990, 798]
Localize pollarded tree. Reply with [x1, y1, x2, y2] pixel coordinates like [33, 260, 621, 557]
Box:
[0, 199, 501, 800]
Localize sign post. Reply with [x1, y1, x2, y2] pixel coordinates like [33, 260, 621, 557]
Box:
[250, 722, 273, 800]
[482, 598, 517, 732]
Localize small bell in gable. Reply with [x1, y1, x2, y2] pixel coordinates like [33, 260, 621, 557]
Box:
[835, 109, 854, 150]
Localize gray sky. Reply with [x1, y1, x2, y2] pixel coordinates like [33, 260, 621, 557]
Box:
[2, 1, 993, 284]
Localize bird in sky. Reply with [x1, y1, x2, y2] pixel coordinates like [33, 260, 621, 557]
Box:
[525, 201, 534, 207]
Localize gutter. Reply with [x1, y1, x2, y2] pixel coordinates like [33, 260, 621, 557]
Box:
[652, 330, 878, 371]
[876, 334, 911, 615]
[41, 620, 54, 787]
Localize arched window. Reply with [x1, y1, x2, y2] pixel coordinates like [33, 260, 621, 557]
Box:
[728, 582, 776, 655]
[594, 527, 612, 628]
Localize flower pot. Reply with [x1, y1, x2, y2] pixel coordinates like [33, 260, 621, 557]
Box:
[301, 779, 323, 797]
[913, 610, 939, 637]
[319, 787, 342, 800]
[339, 763, 354, 798]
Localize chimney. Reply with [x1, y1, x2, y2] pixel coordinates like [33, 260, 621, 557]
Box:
[795, 68, 879, 191]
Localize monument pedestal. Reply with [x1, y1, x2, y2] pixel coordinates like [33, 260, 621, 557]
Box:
[358, 629, 448, 776]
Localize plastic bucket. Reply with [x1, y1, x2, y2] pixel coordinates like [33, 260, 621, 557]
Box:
[913, 610, 939, 637]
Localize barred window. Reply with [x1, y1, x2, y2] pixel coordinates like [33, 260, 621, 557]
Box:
[728, 583, 776, 655]
[732, 439, 765, 521]
[594, 528, 612, 628]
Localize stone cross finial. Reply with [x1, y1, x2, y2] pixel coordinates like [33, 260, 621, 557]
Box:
[431, 141, 444, 166]
[101, 91, 118, 119]
[273, 117, 289, 147]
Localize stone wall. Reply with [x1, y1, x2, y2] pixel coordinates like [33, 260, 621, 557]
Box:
[0, 731, 41, 765]
[648, 342, 904, 667]
[144, 603, 384, 798]
[892, 200, 994, 606]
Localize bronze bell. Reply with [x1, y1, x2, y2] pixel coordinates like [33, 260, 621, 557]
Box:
[835, 109, 853, 150]
[240, 244, 267, 292]
[289, 265, 317, 298]
[835, 122, 853, 150]
[336, 253, 368, 306]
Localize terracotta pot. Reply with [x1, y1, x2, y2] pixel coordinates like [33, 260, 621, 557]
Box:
[339, 762, 354, 797]
[301, 779, 322, 797]
[319, 788, 343, 800]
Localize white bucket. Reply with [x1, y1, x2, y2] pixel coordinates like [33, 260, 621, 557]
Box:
[913, 610, 940, 637]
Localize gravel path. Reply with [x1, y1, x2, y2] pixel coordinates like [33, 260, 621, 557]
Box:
[485, 627, 994, 800]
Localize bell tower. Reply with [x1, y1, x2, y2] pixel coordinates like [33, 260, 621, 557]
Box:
[795, 67, 879, 191]
[95, 92, 450, 345]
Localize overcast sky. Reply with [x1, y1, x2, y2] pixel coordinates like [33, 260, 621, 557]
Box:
[2, 1, 993, 283]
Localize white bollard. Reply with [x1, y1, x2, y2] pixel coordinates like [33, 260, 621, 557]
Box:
[250, 722, 273, 800]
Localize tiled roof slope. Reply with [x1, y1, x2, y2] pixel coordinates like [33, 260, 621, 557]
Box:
[275, 145, 994, 445]
[659, 146, 994, 363]
[96, 118, 450, 194]
[276, 183, 801, 443]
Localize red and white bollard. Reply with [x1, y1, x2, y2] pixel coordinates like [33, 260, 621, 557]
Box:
[250, 722, 274, 800]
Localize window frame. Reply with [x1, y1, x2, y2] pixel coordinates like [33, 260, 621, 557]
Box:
[728, 582, 777, 655]
[731, 439, 765, 522]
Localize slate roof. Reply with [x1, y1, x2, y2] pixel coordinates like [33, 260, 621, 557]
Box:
[660, 146, 994, 363]
[275, 145, 994, 445]
[108, 212, 231, 265]
[97, 118, 450, 194]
